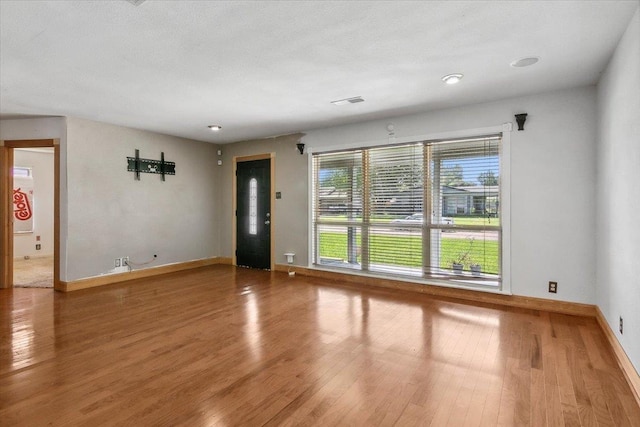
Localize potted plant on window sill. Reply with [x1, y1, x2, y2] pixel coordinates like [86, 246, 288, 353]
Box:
[451, 252, 469, 274]
[470, 262, 482, 276]
[468, 238, 482, 275]
[451, 237, 477, 274]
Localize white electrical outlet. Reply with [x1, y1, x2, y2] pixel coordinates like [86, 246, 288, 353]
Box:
[115, 258, 121, 268]
[123, 256, 129, 266]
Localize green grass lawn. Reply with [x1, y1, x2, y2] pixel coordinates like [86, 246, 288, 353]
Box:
[318, 232, 499, 274]
[449, 216, 501, 227]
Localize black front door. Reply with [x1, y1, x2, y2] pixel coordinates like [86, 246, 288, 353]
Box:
[236, 158, 271, 269]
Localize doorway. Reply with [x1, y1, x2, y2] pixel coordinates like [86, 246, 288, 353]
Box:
[234, 154, 274, 270]
[12, 147, 55, 287]
[0, 139, 60, 289]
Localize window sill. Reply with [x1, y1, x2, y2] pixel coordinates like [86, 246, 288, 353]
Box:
[312, 261, 507, 295]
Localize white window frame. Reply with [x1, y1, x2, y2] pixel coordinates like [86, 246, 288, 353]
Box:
[307, 124, 512, 295]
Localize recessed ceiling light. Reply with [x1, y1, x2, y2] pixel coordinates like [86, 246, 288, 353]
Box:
[442, 73, 463, 85]
[208, 125, 222, 131]
[510, 57, 540, 68]
[331, 96, 364, 106]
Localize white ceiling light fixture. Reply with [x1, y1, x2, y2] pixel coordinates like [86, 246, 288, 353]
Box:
[208, 125, 222, 131]
[331, 96, 364, 106]
[510, 56, 540, 68]
[441, 73, 464, 85]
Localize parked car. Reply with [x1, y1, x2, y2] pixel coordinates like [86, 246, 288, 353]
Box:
[391, 213, 454, 230]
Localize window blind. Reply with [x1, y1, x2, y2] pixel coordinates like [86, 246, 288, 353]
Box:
[313, 151, 363, 268]
[368, 143, 424, 275]
[312, 135, 502, 288]
[426, 137, 501, 281]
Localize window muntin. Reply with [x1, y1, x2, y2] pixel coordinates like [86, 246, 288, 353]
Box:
[312, 136, 502, 289]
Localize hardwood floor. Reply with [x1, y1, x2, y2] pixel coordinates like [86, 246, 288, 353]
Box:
[1, 265, 638, 426]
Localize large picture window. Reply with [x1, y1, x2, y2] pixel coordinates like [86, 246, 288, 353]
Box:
[312, 135, 502, 289]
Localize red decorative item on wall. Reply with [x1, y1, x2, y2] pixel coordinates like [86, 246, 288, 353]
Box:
[13, 188, 32, 221]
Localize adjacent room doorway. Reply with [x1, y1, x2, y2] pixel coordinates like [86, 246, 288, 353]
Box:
[12, 147, 55, 287]
[0, 139, 60, 289]
[234, 155, 273, 270]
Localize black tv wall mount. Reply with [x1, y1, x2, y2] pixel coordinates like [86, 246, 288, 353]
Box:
[127, 149, 175, 181]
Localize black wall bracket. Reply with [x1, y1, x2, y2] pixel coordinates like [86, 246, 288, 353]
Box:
[515, 113, 528, 131]
[127, 150, 175, 181]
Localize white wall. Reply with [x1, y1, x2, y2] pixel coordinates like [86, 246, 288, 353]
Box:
[64, 117, 220, 281]
[302, 86, 598, 304]
[13, 149, 55, 257]
[0, 117, 68, 278]
[596, 8, 640, 372]
[0, 117, 66, 141]
[1, 116, 222, 282]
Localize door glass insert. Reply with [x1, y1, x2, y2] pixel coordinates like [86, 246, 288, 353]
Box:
[249, 178, 257, 235]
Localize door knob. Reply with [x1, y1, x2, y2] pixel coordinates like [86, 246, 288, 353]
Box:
[265, 220, 270, 225]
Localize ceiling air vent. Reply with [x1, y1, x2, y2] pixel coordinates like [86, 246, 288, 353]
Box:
[331, 96, 364, 106]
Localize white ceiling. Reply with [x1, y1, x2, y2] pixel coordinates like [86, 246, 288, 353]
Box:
[1, 0, 637, 144]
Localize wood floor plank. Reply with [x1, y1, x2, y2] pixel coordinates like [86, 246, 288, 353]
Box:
[542, 347, 566, 427]
[461, 322, 497, 426]
[478, 323, 506, 426]
[1, 265, 639, 426]
[531, 367, 547, 426]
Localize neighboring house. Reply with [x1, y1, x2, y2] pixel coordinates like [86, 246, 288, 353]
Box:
[332, 185, 499, 217]
[442, 185, 499, 216]
[318, 187, 361, 214]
